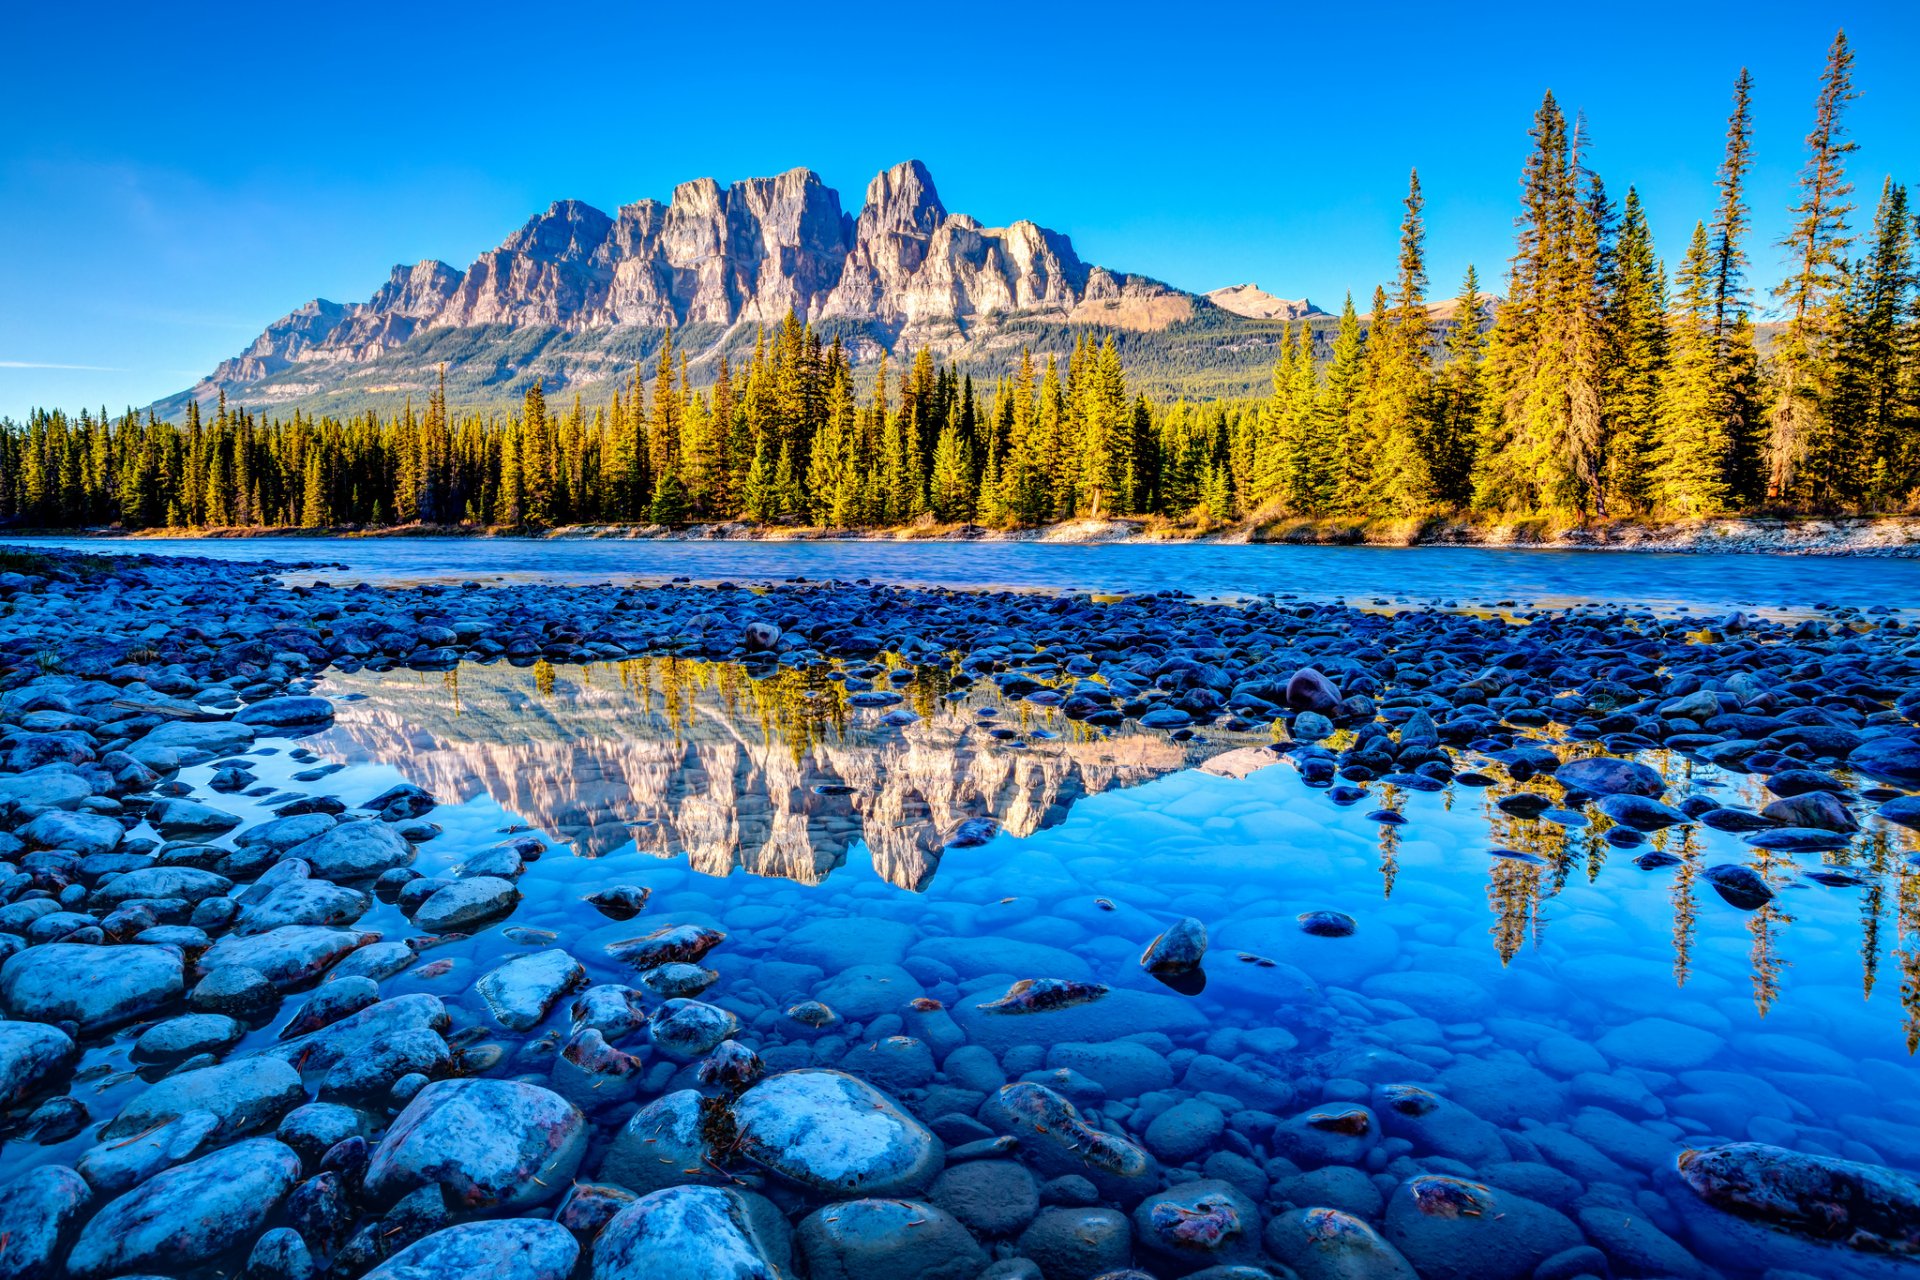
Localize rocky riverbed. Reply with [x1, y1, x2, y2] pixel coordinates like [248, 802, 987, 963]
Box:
[0, 545, 1917, 1279]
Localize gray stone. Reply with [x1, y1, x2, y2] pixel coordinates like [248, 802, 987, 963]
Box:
[104, 1057, 304, 1140]
[365, 1078, 586, 1211]
[1017, 1206, 1132, 1280]
[733, 1068, 942, 1195]
[283, 820, 415, 880]
[66, 1137, 301, 1279]
[0, 1019, 75, 1106]
[600, 1090, 727, 1196]
[796, 1199, 986, 1280]
[477, 949, 585, 1032]
[363, 1219, 579, 1280]
[930, 1159, 1039, 1237]
[19, 810, 122, 857]
[591, 1185, 790, 1280]
[412, 876, 518, 932]
[1264, 1207, 1417, 1280]
[0, 943, 183, 1031]
[0, 1164, 92, 1279]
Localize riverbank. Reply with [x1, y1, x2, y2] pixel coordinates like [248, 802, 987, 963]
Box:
[15, 511, 1920, 556]
[1, 546, 1919, 1278]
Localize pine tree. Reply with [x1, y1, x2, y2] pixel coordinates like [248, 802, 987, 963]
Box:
[1320, 295, 1368, 512]
[1368, 170, 1435, 514]
[1709, 69, 1767, 504]
[1432, 266, 1486, 506]
[1651, 223, 1729, 515]
[929, 420, 974, 522]
[1770, 30, 1859, 500]
[1601, 189, 1667, 511]
[1828, 180, 1916, 503]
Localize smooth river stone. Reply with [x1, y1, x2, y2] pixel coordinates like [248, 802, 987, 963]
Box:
[365, 1078, 586, 1211]
[476, 948, 584, 1032]
[592, 1186, 790, 1280]
[104, 1057, 305, 1140]
[66, 1137, 301, 1279]
[733, 1068, 942, 1196]
[0, 1019, 76, 1106]
[0, 943, 184, 1031]
[283, 819, 416, 879]
[197, 925, 374, 988]
[364, 1219, 580, 1280]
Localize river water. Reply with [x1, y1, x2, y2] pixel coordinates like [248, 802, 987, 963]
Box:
[13, 533, 1919, 612]
[12, 536, 1920, 1278]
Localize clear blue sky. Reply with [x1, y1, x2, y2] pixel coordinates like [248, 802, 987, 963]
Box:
[4, 0, 1915, 419]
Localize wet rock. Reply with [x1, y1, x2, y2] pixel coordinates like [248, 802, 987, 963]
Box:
[555, 1181, 637, 1241]
[322, 1028, 451, 1099]
[281, 976, 381, 1038]
[131, 1012, 244, 1062]
[982, 1082, 1157, 1204]
[245, 1227, 315, 1280]
[649, 999, 740, 1060]
[1702, 863, 1776, 910]
[571, 984, 649, 1042]
[1133, 1179, 1262, 1274]
[639, 962, 719, 999]
[237, 696, 335, 729]
[1273, 1105, 1379, 1169]
[797, 1198, 986, 1280]
[1287, 667, 1341, 714]
[362, 1219, 579, 1280]
[77, 1110, 221, 1195]
[0, 1019, 75, 1106]
[0, 1164, 92, 1278]
[93, 864, 232, 905]
[477, 948, 585, 1031]
[365, 1078, 586, 1210]
[1676, 1141, 1920, 1254]
[0, 943, 183, 1032]
[270, 993, 450, 1073]
[283, 820, 415, 880]
[66, 1137, 301, 1279]
[697, 1039, 764, 1091]
[237, 878, 369, 934]
[734, 1068, 943, 1195]
[930, 1159, 1039, 1237]
[19, 810, 122, 857]
[600, 1090, 728, 1196]
[147, 798, 243, 838]
[1594, 792, 1690, 830]
[106, 1057, 305, 1140]
[605, 923, 726, 970]
[277, 1102, 368, 1164]
[551, 1026, 646, 1108]
[1017, 1206, 1132, 1280]
[1265, 1207, 1418, 1280]
[198, 925, 374, 988]
[1850, 736, 1920, 785]
[1761, 790, 1858, 832]
[412, 875, 518, 932]
[1373, 1084, 1506, 1165]
[591, 1185, 791, 1280]
[1140, 916, 1208, 976]
[1045, 1040, 1174, 1099]
[975, 977, 1111, 1014]
[1297, 909, 1357, 937]
[1381, 1175, 1580, 1280]
[1145, 1098, 1227, 1163]
[1555, 756, 1665, 797]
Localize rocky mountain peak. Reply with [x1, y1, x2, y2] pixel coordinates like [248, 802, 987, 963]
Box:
[180, 161, 1192, 410]
[1204, 283, 1323, 321]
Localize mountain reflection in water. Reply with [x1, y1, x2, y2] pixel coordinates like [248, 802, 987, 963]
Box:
[310, 655, 1920, 1044]
[312, 656, 1259, 890]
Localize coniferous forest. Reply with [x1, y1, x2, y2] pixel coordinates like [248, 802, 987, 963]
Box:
[3, 33, 1914, 533]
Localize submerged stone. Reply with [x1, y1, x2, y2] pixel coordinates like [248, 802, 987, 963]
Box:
[733, 1068, 942, 1195]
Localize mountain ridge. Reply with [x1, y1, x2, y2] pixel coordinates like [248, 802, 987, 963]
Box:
[174, 160, 1207, 416]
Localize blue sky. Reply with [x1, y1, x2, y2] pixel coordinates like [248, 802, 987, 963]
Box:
[4, 0, 1915, 419]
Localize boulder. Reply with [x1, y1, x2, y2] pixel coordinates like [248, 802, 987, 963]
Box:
[66, 1138, 301, 1279]
[364, 1078, 586, 1211]
[591, 1185, 790, 1280]
[733, 1069, 942, 1195]
[0, 943, 183, 1031]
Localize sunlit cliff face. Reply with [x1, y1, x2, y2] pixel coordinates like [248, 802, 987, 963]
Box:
[311, 656, 1250, 892]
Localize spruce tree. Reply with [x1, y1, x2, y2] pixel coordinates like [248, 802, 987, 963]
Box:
[1601, 190, 1667, 511]
[1770, 30, 1859, 500]
[1651, 224, 1729, 515]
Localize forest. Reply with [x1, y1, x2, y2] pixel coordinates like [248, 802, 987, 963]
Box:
[1, 33, 1913, 533]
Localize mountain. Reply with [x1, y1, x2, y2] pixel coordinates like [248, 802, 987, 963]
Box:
[165, 160, 1211, 417]
[1204, 284, 1324, 321]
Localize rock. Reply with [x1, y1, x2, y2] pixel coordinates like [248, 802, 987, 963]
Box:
[1381, 1176, 1580, 1280]
[1045, 1040, 1174, 1099]
[281, 976, 381, 1038]
[1272, 1105, 1379, 1169]
[66, 1137, 301, 1279]
[796, 1199, 986, 1280]
[1703, 863, 1777, 909]
[131, 1012, 244, 1062]
[105, 1057, 305, 1140]
[0, 1165, 92, 1279]
[605, 924, 727, 970]
[1132, 1179, 1262, 1274]
[733, 1068, 942, 1195]
[412, 875, 518, 932]
[93, 864, 232, 905]
[283, 820, 415, 880]
[147, 798, 243, 838]
[322, 1028, 450, 1099]
[198, 925, 373, 988]
[76, 1110, 221, 1195]
[1555, 756, 1665, 797]
[1850, 736, 1920, 785]
[269, 993, 450, 1073]
[1145, 1098, 1227, 1163]
[1286, 668, 1341, 714]
[1373, 1084, 1506, 1166]
[476, 949, 585, 1031]
[1140, 916, 1208, 975]
[190, 963, 280, 1019]
[648, 998, 740, 1060]
[1761, 790, 1858, 832]
[0, 943, 183, 1031]
[1017, 1206, 1132, 1280]
[245, 1227, 315, 1280]
[365, 1078, 586, 1211]
[1264, 1207, 1417, 1280]
[930, 1159, 1039, 1238]
[982, 1082, 1157, 1204]
[362, 1219, 579, 1280]
[237, 878, 369, 934]
[591, 1185, 790, 1280]
[19, 810, 122, 857]
[1677, 1141, 1920, 1254]
[1594, 792, 1689, 830]
[277, 1102, 368, 1163]
[0, 1019, 75, 1106]
[132, 718, 255, 766]
[237, 696, 336, 729]
[599, 1090, 726, 1196]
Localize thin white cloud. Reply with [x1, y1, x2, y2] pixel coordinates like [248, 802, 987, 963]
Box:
[0, 360, 126, 371]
